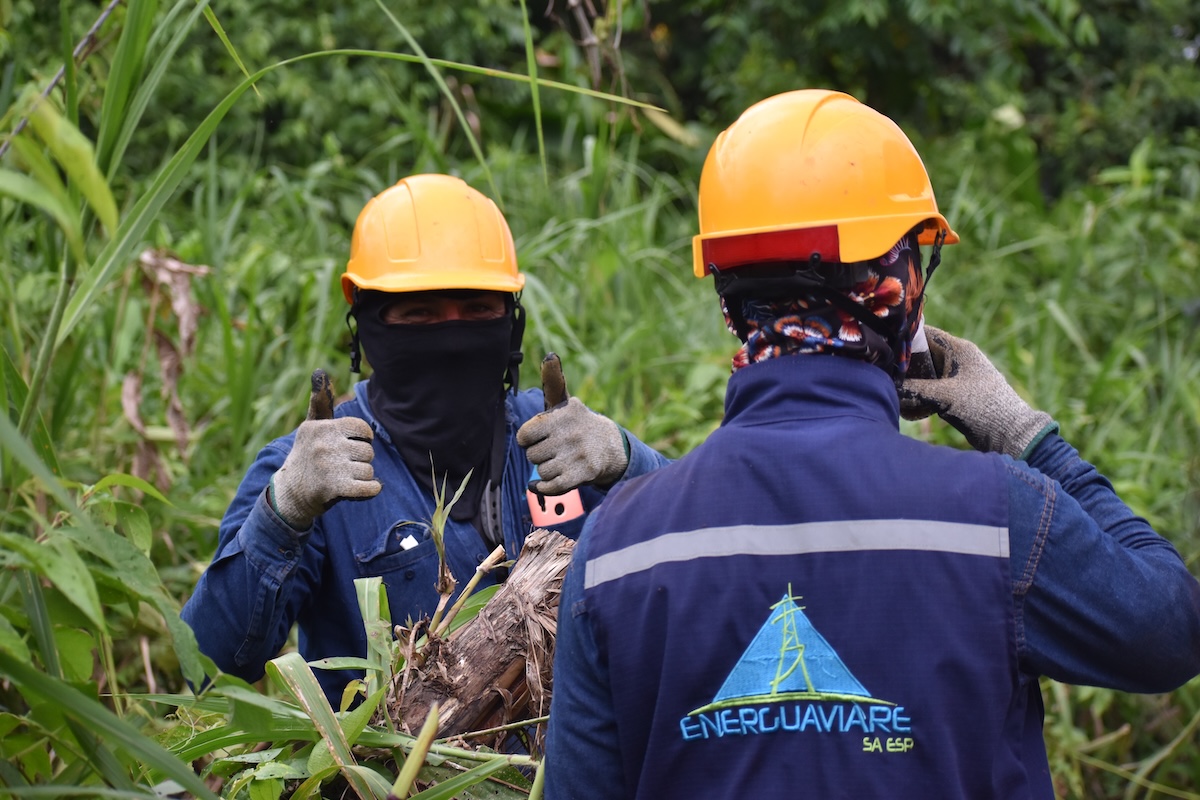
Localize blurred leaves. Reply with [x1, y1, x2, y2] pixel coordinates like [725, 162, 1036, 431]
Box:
[0, 0, 1198, 797]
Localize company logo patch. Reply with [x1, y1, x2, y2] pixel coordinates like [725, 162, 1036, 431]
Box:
[680, 587, 914, 753]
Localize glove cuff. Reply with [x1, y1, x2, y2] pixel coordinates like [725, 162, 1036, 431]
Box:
[269, 473, 314, 531]
[1016, 417, 1059, 461]
[594, 422, 631, 487]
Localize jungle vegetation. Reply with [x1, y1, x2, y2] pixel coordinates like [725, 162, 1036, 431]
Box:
[1, 0, 1199, 797]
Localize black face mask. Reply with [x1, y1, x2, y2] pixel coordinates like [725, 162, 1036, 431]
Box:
[355, 299, 514, 521]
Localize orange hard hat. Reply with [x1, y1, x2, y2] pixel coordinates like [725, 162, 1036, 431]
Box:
[692, 89, 958, 278]
[341, 174, 525, 303]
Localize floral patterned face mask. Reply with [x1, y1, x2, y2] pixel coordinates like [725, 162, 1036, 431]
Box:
[721, 231, 927, 379]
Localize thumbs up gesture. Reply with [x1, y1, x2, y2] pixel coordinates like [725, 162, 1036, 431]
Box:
[269, 370, 382, 530]
[517, 354, 629, 495]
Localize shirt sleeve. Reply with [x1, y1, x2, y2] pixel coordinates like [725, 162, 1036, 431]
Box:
[544, 521, 627, 800]
[180, 438, 322, 683]
[1008, 434, 1200, 692]
[617, 427, 674, 483]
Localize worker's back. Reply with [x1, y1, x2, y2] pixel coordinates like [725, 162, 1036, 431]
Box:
[572, 355, 1051, 799]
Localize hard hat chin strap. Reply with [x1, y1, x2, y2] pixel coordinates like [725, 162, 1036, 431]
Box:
[506, 294, 526, 393]
[347, 291, 363, 374]
[897, 227, 948, 370]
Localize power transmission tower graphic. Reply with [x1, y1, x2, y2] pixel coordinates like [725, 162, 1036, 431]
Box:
[693, 585, 886, 714]
[769, 585, 815, 696]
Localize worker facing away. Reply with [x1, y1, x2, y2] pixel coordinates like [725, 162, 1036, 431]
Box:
[543, 89, 1200, 799]
[182, 174, 670, 704]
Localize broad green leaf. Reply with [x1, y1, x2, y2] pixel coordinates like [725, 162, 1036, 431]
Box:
[290, 764, 340, 800]
[1, 729, 52, 783]
[0, 167, 85, 263]
[0, 712, 29, 743]
[58, 524, 207, 688]
[90, 472, 172, 505]
[170, 721, 319, 763]
[445, 584, 500, 635]
[267, 652, 375, 800]
[53, 625, 95, 683]
[228, 689, 284, 736]
[340, 687, 385, 748]
[340, 679, 366, 713]
[224, 767, 258, 799]
[268, 653, 355, 759]
[308, 656, 373, 671]
[0, 652, 220, 800]
[344, 764, 394, 798]
[26, 100, 119, 233]
[248, 776, 285, 800]
[218, 747, 286, 765]
[305, 738, 337, 777]
[0, 534, 104, 631]
[0, 614, 30, 662]
[410, 757, 515, 800]
[355, 576, 386, 623]
[217, 684, 312, 736]
[355, 576, 393, 691]
[9, 134, 72, 208]
[115, 502, 152, 557]
[217, 684, 301, 712]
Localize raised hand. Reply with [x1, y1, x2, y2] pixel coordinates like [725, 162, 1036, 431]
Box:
[517, 353, 628, 495]
[269, 369, 382, 529]
[898, 327, 1057, 459]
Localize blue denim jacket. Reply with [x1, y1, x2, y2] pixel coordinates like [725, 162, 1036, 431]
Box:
[545, 357, 1200, 799]
[181, 380, 670, 700]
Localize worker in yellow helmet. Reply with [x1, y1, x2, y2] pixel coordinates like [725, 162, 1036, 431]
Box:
[183, 174, 670, 704]
[544, 90, 1200, 799]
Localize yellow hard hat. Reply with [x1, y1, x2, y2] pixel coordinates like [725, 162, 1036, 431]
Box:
[341, 174, 525, 303]
[692, 90, 958, 278]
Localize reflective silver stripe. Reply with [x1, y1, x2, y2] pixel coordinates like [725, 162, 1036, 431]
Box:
[584, 519, 1009, 590]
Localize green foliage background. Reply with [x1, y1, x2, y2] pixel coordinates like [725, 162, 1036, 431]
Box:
[0, 0, 1198, 797]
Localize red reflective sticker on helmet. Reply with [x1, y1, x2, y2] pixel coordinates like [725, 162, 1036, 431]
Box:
[703, 226, 841, 271]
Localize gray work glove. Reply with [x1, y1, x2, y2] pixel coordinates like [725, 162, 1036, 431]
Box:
[517, 353, 629, 495]
[898, 326, 1058, 460]
[269, 370, 382, 530]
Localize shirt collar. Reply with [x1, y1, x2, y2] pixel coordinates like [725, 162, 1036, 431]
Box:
[723, 355, 901, 430]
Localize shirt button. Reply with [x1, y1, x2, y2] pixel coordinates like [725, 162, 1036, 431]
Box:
[405, 570, 415, 580]
[282, 550, 294, 560]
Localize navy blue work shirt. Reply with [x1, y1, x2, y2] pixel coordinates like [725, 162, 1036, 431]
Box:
[181, 379, 670, 702]
[545, 355, 1200, 799]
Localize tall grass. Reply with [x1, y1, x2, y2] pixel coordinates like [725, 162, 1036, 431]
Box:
[916, 133, 1200, 800]
[1, 1, 1199, 797]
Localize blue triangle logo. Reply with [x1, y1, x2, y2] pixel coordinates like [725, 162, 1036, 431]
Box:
[698, 591, 875, 713]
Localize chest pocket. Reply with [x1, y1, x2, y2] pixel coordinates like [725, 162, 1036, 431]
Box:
[354, 521, 442, 621]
